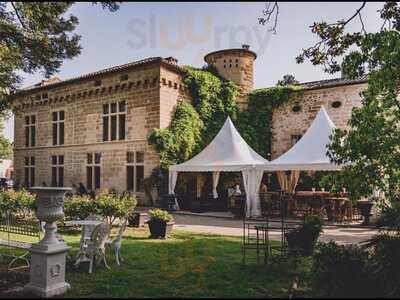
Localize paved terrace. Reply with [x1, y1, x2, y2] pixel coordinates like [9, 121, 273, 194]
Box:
[137, 207, 379, 245]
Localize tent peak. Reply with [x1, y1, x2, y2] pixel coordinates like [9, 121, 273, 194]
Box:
[169, 115, 269, 172]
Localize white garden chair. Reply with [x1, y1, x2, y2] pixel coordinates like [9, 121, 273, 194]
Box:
[74, 222, 111, 274]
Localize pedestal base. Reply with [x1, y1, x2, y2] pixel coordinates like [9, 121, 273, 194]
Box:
[24, 242, 71, 298]
[24, 282, 70, 298]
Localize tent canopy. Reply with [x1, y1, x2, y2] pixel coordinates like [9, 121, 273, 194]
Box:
[262, 106, 341, 171]
[169, 117, 269, 172]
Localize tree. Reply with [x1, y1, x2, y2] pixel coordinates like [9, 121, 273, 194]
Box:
[276, 74, 299, 86]
[0, 2, 119, 159]
[260, 2, 400, 201]
[0, 2, 120, 108]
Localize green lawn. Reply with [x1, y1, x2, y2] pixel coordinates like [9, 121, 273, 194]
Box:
[1, 227, 314, 298]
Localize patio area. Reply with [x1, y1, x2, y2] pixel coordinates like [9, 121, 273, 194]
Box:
[136, 207, 378, 245]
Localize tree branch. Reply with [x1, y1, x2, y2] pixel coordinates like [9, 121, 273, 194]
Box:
[10, 2, 26, 29]
[259, 2, 279, 33]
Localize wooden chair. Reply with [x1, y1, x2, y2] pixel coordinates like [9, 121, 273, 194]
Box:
[106, 218, 128, 266]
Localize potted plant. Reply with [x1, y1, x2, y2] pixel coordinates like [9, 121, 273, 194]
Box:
[285, 215, 323, 256]
[146, 209, 174, 239]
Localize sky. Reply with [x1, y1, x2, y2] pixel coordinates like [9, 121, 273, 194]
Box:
[3, 1, 384, 141]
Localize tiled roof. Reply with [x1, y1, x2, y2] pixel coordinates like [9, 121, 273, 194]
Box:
[13, 56, 184, 96]
[300, 75, 367, 90]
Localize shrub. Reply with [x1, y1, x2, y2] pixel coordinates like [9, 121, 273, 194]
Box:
[64, 195, 95, 221]
[94, 192, 137, 225]
[363, 233, 400, 298]
[64, 192, 137, 225]
[148, 209, 173, 223]
[312, 241, 372, 298]
[0, 189, 36, 217]
[376, 200, 400, 230]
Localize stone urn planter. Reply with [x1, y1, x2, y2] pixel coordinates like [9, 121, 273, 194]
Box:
[357, 200, 374, 226]
[24, 187, 72, 298]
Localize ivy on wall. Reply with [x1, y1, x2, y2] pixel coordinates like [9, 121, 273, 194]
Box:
[148, 66, 300, 171]
[235, 86, 299, 158]
[148, 66, 238, 169]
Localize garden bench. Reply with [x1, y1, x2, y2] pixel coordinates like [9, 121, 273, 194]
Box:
[0, 213, 41, 270]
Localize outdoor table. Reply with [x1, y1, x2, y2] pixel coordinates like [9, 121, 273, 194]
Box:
[65, 220, 104, 226]
[293, 191, 331, 216]
[65, 219, 104, 244]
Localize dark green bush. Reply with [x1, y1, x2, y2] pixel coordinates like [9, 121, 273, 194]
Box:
[376, 200, 400, 230]
[312, 241, 373, 298]
[363, 233, 400, 298]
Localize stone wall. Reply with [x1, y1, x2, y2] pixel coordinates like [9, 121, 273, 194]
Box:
[204, 49, 256, 110]
[270, 83, 367, 159]
[12, 61, 190, 205]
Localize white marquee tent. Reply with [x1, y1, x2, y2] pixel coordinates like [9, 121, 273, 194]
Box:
[169, 117, 269, 217]
[261, 106, 342, 193]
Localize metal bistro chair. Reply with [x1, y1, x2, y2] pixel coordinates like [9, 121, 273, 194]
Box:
[106, 218, 128, 266]
[75, 222, 111, 274]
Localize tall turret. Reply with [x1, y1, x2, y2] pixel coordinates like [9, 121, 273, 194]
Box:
[204, 44, 256, 110]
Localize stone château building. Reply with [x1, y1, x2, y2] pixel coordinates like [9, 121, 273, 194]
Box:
[10, 45, 367, 205]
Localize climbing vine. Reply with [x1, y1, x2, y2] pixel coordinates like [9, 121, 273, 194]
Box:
[148, 66, 238, 169]
[148, 66, 300, 170]
[236, 86, 299, 158]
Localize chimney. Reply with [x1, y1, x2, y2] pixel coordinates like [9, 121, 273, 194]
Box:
[242, 44, 250, 50]
[165, 56, 178, 65]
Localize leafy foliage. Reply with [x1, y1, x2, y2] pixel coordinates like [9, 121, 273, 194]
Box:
[363, 233, 400, 298]
[95, 191, 137, 225]
[327, 31, 400, 202]
[0, 188, 36, 216]
[64, 194, 95, 221]
[148, 101, 204, 168]
[64, 192, 136, 225]
[147, 208, 173, 223]
[376, 199, 400, 230]
[148, 67, 238, 168]
[276, 74, 299, 86]
[0, 112, 13, 159]
[311, 241, 372, 298]
[236, 86, 297, 157]
[148, 67, 298, 181]
[0, 2, 120, 106]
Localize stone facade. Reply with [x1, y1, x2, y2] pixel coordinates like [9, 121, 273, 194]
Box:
[204, 47, 256, 110]
[11, 58, 191, 205]
[271, 82, 367, 159]
[11, 45, 368, 205]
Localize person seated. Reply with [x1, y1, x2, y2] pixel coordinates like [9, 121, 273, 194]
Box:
[77, 182, 89, 195]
